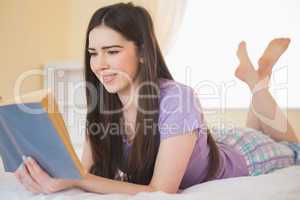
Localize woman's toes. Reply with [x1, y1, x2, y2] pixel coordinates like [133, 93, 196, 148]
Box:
[236, 41, 251, 64]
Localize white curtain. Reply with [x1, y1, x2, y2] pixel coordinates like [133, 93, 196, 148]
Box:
[133, 0, 188, 55]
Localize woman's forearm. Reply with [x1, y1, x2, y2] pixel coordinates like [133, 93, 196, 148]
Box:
[73, 173, 156, 195]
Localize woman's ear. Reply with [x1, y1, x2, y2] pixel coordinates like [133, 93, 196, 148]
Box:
[138, 44, 144, 63]
[139, 57, 144, 64]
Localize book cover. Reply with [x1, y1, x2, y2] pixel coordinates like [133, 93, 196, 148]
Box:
[0, 90, 85, 179]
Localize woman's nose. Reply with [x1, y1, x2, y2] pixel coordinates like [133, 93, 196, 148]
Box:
[92, 56, 109, 71]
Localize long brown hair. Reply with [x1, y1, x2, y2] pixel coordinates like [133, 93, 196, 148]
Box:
[84, 2, 219, 185]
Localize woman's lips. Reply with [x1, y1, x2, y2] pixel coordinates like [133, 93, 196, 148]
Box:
[102, 74, 117, 83]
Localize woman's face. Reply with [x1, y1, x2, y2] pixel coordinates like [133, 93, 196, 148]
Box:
[88, 25, 141, 94]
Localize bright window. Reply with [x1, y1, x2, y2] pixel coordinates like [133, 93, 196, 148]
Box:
[166, 0, 300, 108]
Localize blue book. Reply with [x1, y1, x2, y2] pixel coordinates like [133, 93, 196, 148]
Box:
[0, 90, 85, 179]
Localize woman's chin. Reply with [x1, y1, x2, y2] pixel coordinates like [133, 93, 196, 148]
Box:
[102, 80, 131, 96]
[104, 85, 119, 94]
[103, 82, 126, 94]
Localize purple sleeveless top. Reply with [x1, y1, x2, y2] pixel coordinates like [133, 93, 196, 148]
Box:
[123, 78, 249, 189]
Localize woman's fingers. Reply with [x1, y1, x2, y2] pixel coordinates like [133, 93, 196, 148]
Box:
[19, 162, 42, 193]
[14, 163, 23, 183]
[24, 156, 50, 184]
[20, 156, 67, 194]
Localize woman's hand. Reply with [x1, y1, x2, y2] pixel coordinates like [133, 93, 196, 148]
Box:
[14, 156, 76, 194]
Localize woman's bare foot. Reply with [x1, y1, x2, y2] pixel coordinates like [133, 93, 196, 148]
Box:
[235, 38, 290, 92]
[234, 41, 260, 90]
[257, 38, 290, 79]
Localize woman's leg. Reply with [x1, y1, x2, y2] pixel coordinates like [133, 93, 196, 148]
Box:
[240, 39, 289, 135]
[234, 41, 262, 131]
[235, 38, 299, 143]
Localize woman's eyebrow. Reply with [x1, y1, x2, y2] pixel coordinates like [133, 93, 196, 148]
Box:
[102, 45, 123, 50]
[88, 45, 124, 51]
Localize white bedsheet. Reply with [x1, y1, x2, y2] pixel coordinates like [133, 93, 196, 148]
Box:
[0, 166, 299, 200]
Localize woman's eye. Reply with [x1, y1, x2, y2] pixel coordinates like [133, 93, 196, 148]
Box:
[107, 50, 119, 55]
[88, 52, 97, 56]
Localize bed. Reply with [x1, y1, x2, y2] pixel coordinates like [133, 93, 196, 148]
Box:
[0, 165, 299, 200]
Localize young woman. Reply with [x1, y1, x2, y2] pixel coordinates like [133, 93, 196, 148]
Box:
[15, 2, 299, 195]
